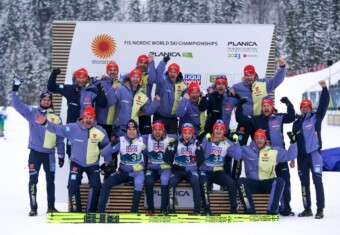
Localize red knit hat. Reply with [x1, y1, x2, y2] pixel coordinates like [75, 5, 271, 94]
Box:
[167, 63, 180, 73]
[213, 119, 226, 131]
[254, 128, 266, 139]
[261, 96, 274, 107]
[181, 123, 195, 135]
[82, 106, 96, 118]
[188, 82, 200, 94]
[215, 75, 228, 86]
[300, 99, 312, 109]
[130, 69, 142, 79]
[137, 54, 149, 64]
[75, 68, 89, 78]
[152, 120, 165, 130]
[244, 65, 256, 75]
[106, 61, 119, 73]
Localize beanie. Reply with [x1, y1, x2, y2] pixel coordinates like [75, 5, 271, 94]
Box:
[152, 119, 165, 130]
[181, 123, 195, 135]
[40, 89, 53, 101]
[167, 63, 180, 73]
[126, 119, 139, 130]
[212, 119, 226, 131]
[244, 65, 256, 76]
[215, 75, 228, 86]
[130, 69, 142, 79]
[82, 106, 96, 118]
[75, 67, 89, 78]
[106, 61, 119, 73]
[300, 99, 312, 109]
[254, 128, 267, 139]
[188, 82, 200, 94]
[137, 54, 149, 64]
[261, 96, 274, 107]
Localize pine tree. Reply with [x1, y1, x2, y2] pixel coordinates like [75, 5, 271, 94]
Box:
[102, 0, 121, 21]
[78, 0, 100, 21]
[197, 1, 210, 23]
[127, 0, 142, 22]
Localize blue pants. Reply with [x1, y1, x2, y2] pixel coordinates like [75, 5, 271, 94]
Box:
[297, 151, 324, 210]
[68, 161, 101, 212]
[275, 162, 292, 213]
[28, 149, 56, 210]
[169, 170, 201, 213]
[145, 169, 171, 210]
[97, 171, 145, 212]
[237, 177, 285, 214]
[199, 170, 237, 211]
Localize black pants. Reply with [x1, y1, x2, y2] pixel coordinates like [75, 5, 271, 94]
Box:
[153, 114, 178, 135]
[139, 115, 152, 135]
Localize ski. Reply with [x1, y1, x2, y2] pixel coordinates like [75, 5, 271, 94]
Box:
[46, 212, 279, 223]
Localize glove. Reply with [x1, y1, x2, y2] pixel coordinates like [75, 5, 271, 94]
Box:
[287, 132, 296, 143]
[163, 55, 170, 63]
[96, 83, 104, 93]
[100, 162, 115, 179]
[52, 68, 61, 75]
[12, 76, 23, 91]
[111, 138, 120, 146]
[58, 157, 65, 168]
[239, 97, 248, 105]
[231, 132, 239, 143]
[280, 97, 290, 104]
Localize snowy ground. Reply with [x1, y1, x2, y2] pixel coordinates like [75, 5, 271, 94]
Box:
[1, 62, 340, 234]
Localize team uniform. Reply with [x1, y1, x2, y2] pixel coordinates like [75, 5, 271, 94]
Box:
[292, 87, 329, 218]
[98, 127, 146, 213]
[42, 107, 109, 212]
[237, 137, 297, 214]
[199, 133, 241, 214]
[143, 133, 176, 213]
[12, 91, 65, 215]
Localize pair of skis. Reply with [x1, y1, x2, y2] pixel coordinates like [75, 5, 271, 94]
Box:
[46, 212, 279, 223]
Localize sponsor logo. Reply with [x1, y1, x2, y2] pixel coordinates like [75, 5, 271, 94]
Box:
[227, 41, 258, 47]
[93, 134, 97, 138]
[211, 146, 222, 155]
[126, 145, 138, 153]
[184, 74, 201, 85]
[91, 34, 116, 59]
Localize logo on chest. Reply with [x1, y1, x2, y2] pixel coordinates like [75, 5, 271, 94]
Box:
[211, 146, 222, 155]
[180, 147, 193, 155]
[126, 145, 138, 153]
[152, 142, 164, 151]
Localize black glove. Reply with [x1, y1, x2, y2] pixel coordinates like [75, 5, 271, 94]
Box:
[100, 162, 115, 179]
[280, 97, 291, 104]
[12, 76, 23, 92]
[163, 55, 170, 63]
[111, 138, 120, 146]
[239, 97, 248, 105]
[96, 83, 104, 93]
[58, 158, 65, 168]
[52, 68, 61, 75]
[287, 132, 296, 143]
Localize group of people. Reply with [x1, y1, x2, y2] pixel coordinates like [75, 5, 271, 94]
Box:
[13, 54, 329, 219]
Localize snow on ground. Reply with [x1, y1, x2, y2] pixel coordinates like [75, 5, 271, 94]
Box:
[1, 62, 340, 234]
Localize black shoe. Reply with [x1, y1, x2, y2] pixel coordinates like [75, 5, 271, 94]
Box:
[220, 186, 228, 191]
[315, 209, 324, 219]
[29, 210, 37, 216]
[47, 207, 59, 213]
[202, 209, 214, 216]
[298, 208, 313, 217]
[160, 209, 168, 215]
[280, 211, 295, 216]
[267, 211, 278, 215]
[146, 208, 154, 216]
[191, 211, 200, 216]
[230, 208, 238, 214]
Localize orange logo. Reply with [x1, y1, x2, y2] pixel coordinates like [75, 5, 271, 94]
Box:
[93, 134, 97, 138]
[51, 118, 55, 123]
[91, 34, 116, 59]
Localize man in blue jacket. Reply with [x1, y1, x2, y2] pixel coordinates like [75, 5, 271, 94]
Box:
[237, 128, 297, 215]
[236, 95, 296, 216]
[120, 54, 157, 134]
[107, 68, 160, 134]
[12, 79, 65, 216]
[177, 82, 205, 140]
[292, 80, 329, 219]
[48, 68, 107, 158]
[155, 57, 187, 134]
[36, 106, 110, 213]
